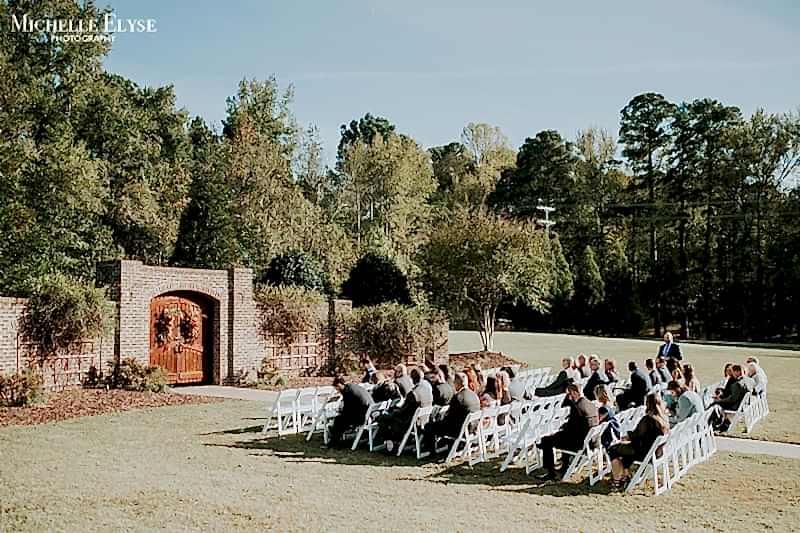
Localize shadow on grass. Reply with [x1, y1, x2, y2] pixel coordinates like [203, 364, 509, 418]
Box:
[202, 425, 264, 436]
[427, 461, 614, 497]
[204, 432, 435, 468]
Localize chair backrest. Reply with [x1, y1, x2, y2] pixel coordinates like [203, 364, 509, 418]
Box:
[364, 400, 390, 424]
[413, 405, 435, 427]
[296, 387, 316, 405]
[277, 388, 299, 406]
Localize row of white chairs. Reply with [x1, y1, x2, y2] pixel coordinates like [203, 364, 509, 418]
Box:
[624, 409, 717, 495]
[724, 387, 769, 434]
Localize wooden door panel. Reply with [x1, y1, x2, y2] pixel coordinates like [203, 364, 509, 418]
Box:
[149, 294, 210, 385]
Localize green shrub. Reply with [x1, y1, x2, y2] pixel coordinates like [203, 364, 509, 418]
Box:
[341, 253, 412, 307]
[341, 303, 445, 368]
[0, 369, 45, 407]
[105, 358, 168, 393]
[258, 250, 328, 292]
[19, 273, 111, 369]
[254, 285, 326, 345]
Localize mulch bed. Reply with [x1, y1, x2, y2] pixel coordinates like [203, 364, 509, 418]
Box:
[0, 389, 222, 428]
[249, 352, 526, 391]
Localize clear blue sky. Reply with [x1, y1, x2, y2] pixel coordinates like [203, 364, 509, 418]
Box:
[103, 0, 800, 164]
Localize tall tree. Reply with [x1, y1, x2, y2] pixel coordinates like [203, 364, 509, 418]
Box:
[336, 113, 395, 164]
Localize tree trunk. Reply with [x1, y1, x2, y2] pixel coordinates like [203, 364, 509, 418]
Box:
[478, 305, 495, 352]
[648, 156, 661, 338]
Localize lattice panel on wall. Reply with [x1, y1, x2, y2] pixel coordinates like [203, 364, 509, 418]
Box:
[16, 338, 104, 391]
[263, 332, 327, 374]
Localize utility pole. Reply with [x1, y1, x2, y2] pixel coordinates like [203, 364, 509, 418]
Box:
[536, 202, 556, 235]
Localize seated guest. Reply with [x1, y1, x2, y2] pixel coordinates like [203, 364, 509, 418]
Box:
[582, 355, 608, 401]
[608, 393, 669, 489]
[616, 361, 652, 410]
[423, 372, 481, 453]
[379, 368, 433, 452]
[598, 405, 621, 450]
[535, 357, 575, 397]
[645, 358, 661, 386]
[594, 384, 614, 415]
[394, 364, 413, 397]
[480, 376, 497, 408]
[361, 357, 377, 383]
[715, 363, 734, 398]
[328, 376, 374, 447]
[535, 383, 599, 480]
[471, 363, 486, 394]
[667, 380, 703, 426]
[682, 364, 700, 393]
[709, 364, 751, 431]
[438, 364, 454, 387]
[429, 370, 454, 406]
[746, 361, 768, 392]
[463, 366, 480, 394]
[494, 370, 512, 406]
[370, 372, 400, 403]
[565, 358, 582, 383]
[671, 366, 684, 384]
[502, 366, 527, 401]
[745, 357, 768, 390]
[576, 353, 591, 379]
[604, 358, 619, 384]
[655, 357, 671, 384]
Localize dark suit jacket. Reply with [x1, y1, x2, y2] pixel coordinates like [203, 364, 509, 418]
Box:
[658, 342, 683, 361]
[560, 396, 599, 443]
[433, 382, 455, 406]
[535, 369, 571, 397]
[583, 370, 609, 401]
[648, 369, 661, 385]
[395, 375, 413, 398]
[716, 378, 748, 411]
[628, 368, 653, 405]
[441, 387, 480, 438]
[371, 382, 400, 403]
[342, 384, 374, 426]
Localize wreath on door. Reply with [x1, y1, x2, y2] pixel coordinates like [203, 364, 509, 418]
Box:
[155, 308, 200, 346]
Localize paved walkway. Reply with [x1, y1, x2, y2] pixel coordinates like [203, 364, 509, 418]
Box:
[173, 385, 800, 460]
[172, 385, 277, 402]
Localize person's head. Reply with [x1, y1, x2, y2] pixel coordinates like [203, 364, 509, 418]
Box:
[495, 370, 509, 394]
[333, 376, 347, 392]
[454, 372, 467, 391]
[656, 358, 666, 369]
[500, 366, 516, 380]
[594, 384, 611, 405]
[566, 383, 582, 402]
[561, 357, 573, 370]
[664, 331, 673, 343]
[731, 364, 743, 378]
[646, 393, 669, 432]
[484, 376, 497, 397]
[723, 362, 733, 377]
[745, 356, 760, 366]
[438, 364, 451, 382]
[410, 367, 422, 384]
[577, 353, 587, 367]
[362, 357, 374, 370]
[605, 358, 617, 373]
[746, 362, 758, 378]
[598, 406, 611, 422]
[370, 371, 385, 385]
[463, 367, 478, 392]
[394, 364, 407, 378]
[667, 380, 686, 396]
[683, 364, 696, 382]
[427, 370, 441, 384]
[645, 358, 655, 370]
[671, 367, 683, 381]
[628, 361, 637, 372]
[589, 355, 600, 371]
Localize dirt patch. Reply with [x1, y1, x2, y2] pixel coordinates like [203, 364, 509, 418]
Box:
[449, 351, 527, 370]
[0, 389, 222, 427]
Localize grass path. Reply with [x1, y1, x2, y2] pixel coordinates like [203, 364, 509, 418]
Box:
[450, 330, 800, 444]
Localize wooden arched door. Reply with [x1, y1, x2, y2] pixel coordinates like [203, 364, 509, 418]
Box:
[149, 292, 213, 384]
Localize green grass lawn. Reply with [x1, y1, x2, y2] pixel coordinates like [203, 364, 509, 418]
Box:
[1, 400, 799, 532]
[450, 331, 800, 444]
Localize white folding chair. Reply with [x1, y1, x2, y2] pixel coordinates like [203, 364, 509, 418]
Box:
[262, 388, 300, 436]
[561, 421, 609, 482]
[445, 411, 483, 465]
[351, 400, 391, 451]
[397, 405, 435, 459]
[295, 387, 318, 433]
